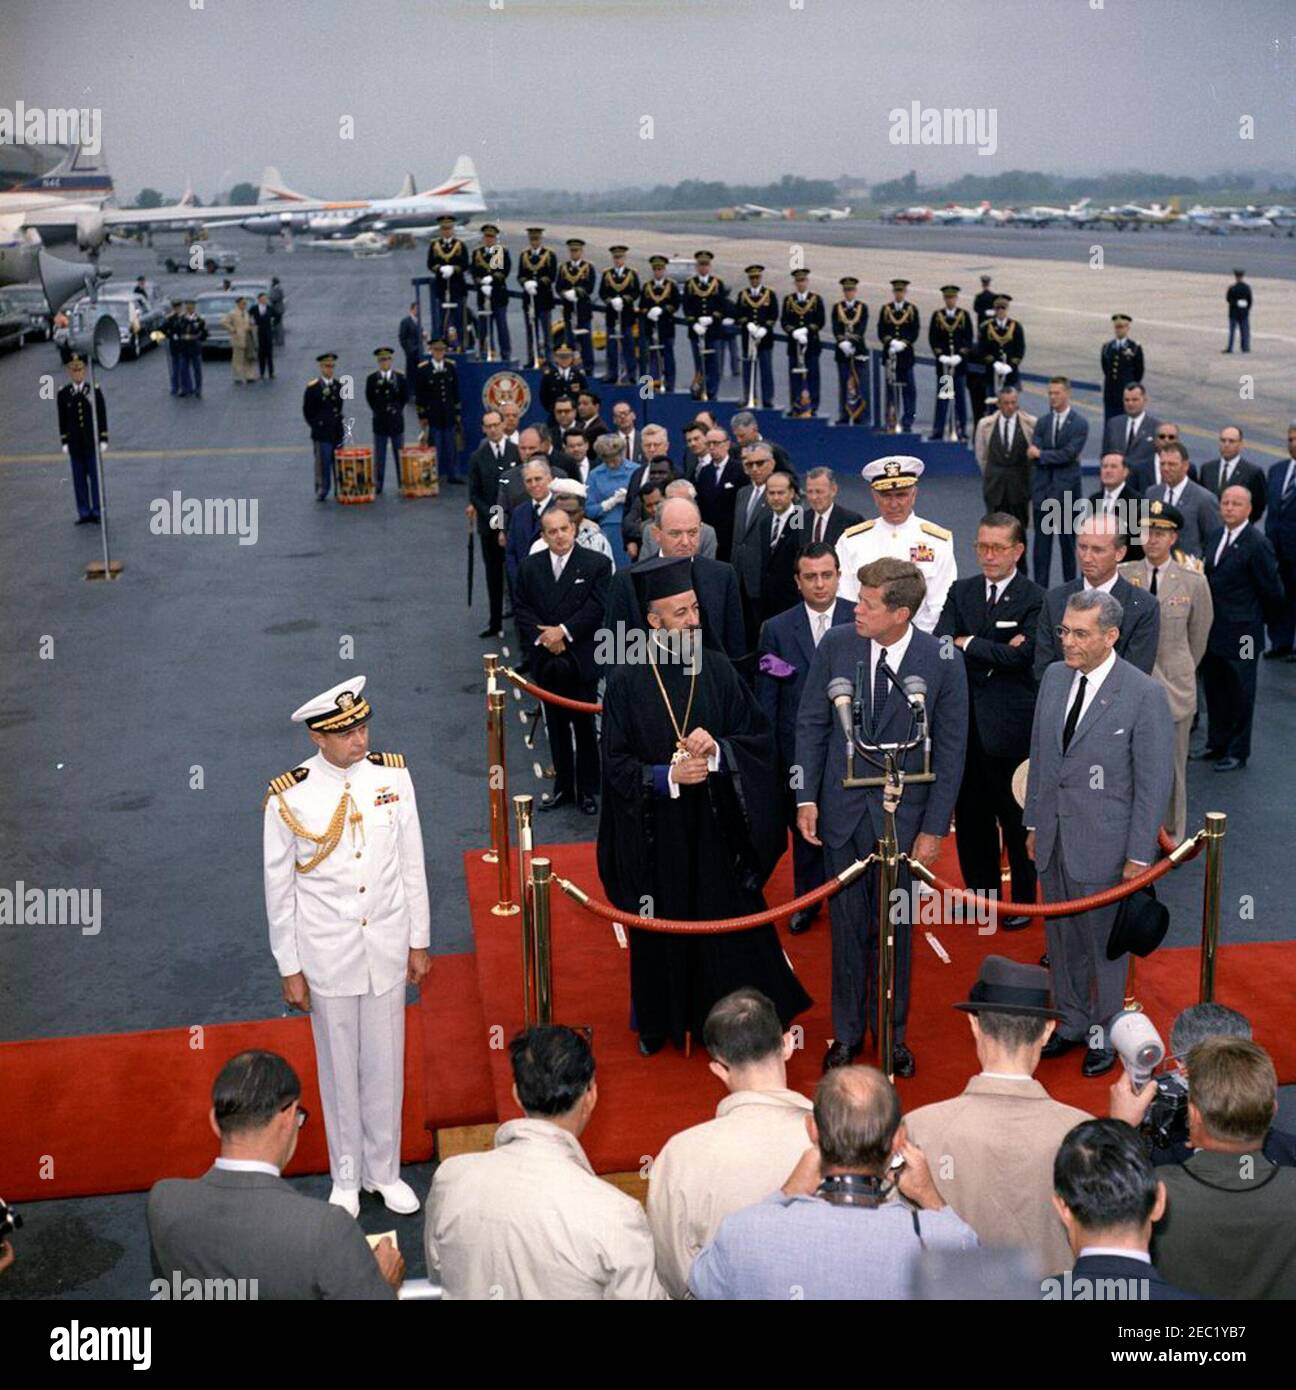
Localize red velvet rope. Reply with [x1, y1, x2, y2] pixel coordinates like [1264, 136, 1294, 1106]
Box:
[501, 668, 602, 714]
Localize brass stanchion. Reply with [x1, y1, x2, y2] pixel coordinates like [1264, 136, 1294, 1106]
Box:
[515, 795, 536, 1020]
[530, 857, 554, 1025]
[482, 654, 502, 865]
[876, 768, 902, 1083]
[482, 651, 518, 915]
[1198, 811, 1226, 1002]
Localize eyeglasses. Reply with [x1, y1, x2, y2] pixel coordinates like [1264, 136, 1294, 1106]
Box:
[1155, 432, 1177, 439]
[975, 542, 1014, 554]
[282, 1102, 309, 1130]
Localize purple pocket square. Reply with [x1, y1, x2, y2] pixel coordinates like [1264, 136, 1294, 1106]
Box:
[759, 653, 798, 680]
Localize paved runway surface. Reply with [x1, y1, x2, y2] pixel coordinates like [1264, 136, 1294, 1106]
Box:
[2, 235, 1293, 1298]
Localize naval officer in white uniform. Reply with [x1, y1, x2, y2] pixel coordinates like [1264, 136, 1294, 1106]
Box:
[263, 676, 431, 1218]
[834, 456, 957, 631]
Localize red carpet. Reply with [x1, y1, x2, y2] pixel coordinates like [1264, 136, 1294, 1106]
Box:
[0, 952, 496, 1202]
[466, 841, 1296, 1175]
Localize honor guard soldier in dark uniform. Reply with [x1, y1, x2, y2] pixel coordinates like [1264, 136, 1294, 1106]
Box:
[470, 224, 512, 362]
[426, 213, 469, 349]
[830, 276, 869, 424]
[928, 284, 974, 441]
[682, 249, 727, 401]
[557, 238, 596, 373]
[973, 273, 997, 325]
[303, 353, 346, 501]
[967, 273, 997, 422]
[734, 264, 779, 407]
[364, 347, 409, 495]
[177, 298, 207, 398]
[57, 355, 106, 524]
[518, 226, 557, 364]
[781, 267, 825, 417]
[539, 343, 587, 428]
[598, 245, 640, 383]
[639, 253, 679, 391]
[977, 294, 1026, 398]
[413, 338, 462, 483]
[1101, 314, 1144, 421]
[162, 298, 183, 396]
[1224, 268, 1252, 354]
[878, 278, 919, 431]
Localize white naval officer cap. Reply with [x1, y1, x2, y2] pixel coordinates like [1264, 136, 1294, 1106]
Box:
[549, 477, 588, 499]
[291, 676, 372, 732]
[862, 456, 924, 491]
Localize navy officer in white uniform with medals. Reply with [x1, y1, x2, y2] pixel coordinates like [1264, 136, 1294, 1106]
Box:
[263, 676, 431, 1218]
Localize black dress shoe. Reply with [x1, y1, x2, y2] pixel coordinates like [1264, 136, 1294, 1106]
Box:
[1082, 1046, 1116, 1078]
[638, 1035, 666, 1057]
[1000, 915, 1032, 931]
[579, 795, 598, 816]
[788, 908, 818, 934]
[1039, 952, 1050, 968]
[74, 516, 91, 525]
[822, 1040, 860, 1072]
[1213, 757, 1246, 771]
[88, 513, 101, 524]
[538, 791, 573, 812]
[478, 625, 503, 639]
[1040, 1034, 1080, 1060]
[891, 1043, 916, 1078]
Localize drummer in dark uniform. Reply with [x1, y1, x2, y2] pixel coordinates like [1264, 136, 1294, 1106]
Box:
[302, 353, 346, 501]
[426, 214, 469, 348]
[878, 278, 919, 431]
[599, 245, 640, 383]
[927, 284, 974, 441]
[781, 267, 825, 416]
[470, 223, 512, 362]
[733, 264, 779, 408]
[682, 249, 726, 401]
[557, 237, 597, 373]
[830, 276, 869, 424]
[639, 254, 679, 391]
[518, 226, 557, 364]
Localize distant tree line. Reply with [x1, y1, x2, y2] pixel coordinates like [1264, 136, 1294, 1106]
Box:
[493, 173, 839, 214]
[870, 168, 1296, 204]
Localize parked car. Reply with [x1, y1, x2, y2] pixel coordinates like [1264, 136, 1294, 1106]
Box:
[70, 290, 166, 360]
[0, 294, 27, 352]
[4, 283, 54, 341]
[193, 290, 247, 353]
[158, 243, 239, 274]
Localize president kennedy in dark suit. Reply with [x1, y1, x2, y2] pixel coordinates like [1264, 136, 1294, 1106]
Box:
[1024, 590, 1173, 1076]
[757, 542, 855, 934]
[515, 508, 611, 812]
[796, 558, 968, 1077]
[147, 1051, 397, 1300]
[935, 513, 1044, 916]
[1034, 514, 1160, 682]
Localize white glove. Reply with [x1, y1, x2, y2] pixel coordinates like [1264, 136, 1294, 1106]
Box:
[948, 353, 962, 368]
[753, 325, 767, 342]
[647, 306, 663, 322]
[439, 265, 454, 279]
[477, 276, 489, 288]
[610, 296, 624, 312]
[99, 443, 107, 454]
[62, 443, 69, 454]
[699, 315, 713, 329]
[793, 327, 809, 345]
[939, 354, 953, 368]
[481, 280, 493, 297]
[887, 338, 903, 356]
[562, 288, 577, 304]
[610, 488, 628, 505]
[993, 359, 1011, 377]
[693, 322, 707, 338]
[746, 322, 761, 340]
[721, 316, 735, 328]
[524, 279, 538, 294]
[838, 340, 855, 357]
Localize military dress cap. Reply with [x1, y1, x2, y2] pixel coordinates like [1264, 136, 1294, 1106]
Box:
[438, 214, 456, 223]
[694, 249, 714, 261]
[648, 254, 669, 266]
[550, 477, 588, 499]
[1233, 267, 1245, 275]
[632, 555, 694, 606]
[183, 299, 197, 307]
[1146, 499, 1185, 530]
[979, 273, 993, 283]
[863, 455, 924, 491]
[292, 676, 373, 732]
[941, 284, 960, 295]
[954, 955, 1062, 1020]
[526, 226, 545, 235]
[609, 244, 628, 254]
[745, 264, 765, 274]
[1111, 313, 1132, 323]
[316, 352, 338, 364]
[553, 342, 575, 357]
[890, 278, 910, 289]
[993, 295, 1012, 308]
[428, 336, 448, 348]
[566, 237, 586, 248]
[170, 297, 182, 307]
[374, 346, 395, 357]
[840, 276, 859, 288]
[67, 353, 86, 367]
[792, 267, 811, 278]
[480, 223, 500, 235]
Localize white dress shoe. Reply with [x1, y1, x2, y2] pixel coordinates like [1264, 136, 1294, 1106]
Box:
[363, 1178, 420, 1215]
[328, 1185, 360, 1218]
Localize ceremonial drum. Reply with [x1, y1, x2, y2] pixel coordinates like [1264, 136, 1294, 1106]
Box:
[399, 445, 439, 498]
[335, 447, 376, 505]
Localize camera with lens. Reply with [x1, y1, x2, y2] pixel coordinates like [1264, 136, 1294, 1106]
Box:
[1145, 1067, 1190, 1153]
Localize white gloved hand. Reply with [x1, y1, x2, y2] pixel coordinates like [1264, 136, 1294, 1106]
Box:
[838, 340, 855, 357]
[647, 306, 663, 321]
[439, 265, 454, 279]
[477, 276, 489, 288]
[939, 354, 953, 368]
[993, 359, 1011, 376]
[793, 327, 809, 345]
[746, 322, 762, 340]
[948, 353, 962, 368]
[753, 325, 767, 342]
[721, 316, 735, 328]
[610, 296, 624, 312]
[699, 315, 713, 329]
[524, 279, 538, 294]
[610, 488, 628, 505]
[62, 444, 69, 454]
[99, 443, 107, 454]
[888, 338, 903, 356]
[562, 289, 578, 304]
[693, 322, 707, 337]
[481, 281, 493, 297]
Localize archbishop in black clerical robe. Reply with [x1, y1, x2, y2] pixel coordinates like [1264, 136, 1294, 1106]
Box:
[596, 615, 812, 1052]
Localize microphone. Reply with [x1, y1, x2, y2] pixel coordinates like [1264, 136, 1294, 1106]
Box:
[902, 674, 927, 714]
[827, 676, 855, 742]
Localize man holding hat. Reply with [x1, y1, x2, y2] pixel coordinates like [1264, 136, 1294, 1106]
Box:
[364, 348, 409, 496]
[835, 456, 956, 631]
[598, 245, 640, 383]
[302, 354, 346, 501]
[977, 294, 1026, 394]
[830, 277, 869, 424]
[877, 279, 919, 431]
[558, 238, 596, 372]
[1101, 314, 1144, 421]
[426, 214, 468, 347]
[518, 226, 557, 363]
[904, 957, 1091, 1275]
[56, 354, 106, 524]
[177, 298, 207, 398]
[927, 285, 974, 441]
[639, 255, 679, 391]
[1118, 501, 1213, 842]
[683, 250, 726, 400]
[263, 677, 431, 1217]
[412, 337, 461, 483]
[470, 224, 512, 361]
[781, 268, 825, 416]
[734, 264, 779, 407]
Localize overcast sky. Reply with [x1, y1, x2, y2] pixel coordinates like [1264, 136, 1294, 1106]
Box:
[4, 0, 1294, 199]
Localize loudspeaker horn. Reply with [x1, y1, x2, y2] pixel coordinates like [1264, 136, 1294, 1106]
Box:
[37, 249, 96, 313]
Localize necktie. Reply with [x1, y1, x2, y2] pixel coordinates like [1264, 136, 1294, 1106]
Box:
[872, 647, 889, 734]
[987, 582, 998, 611]
[999, 418, 1008, 450]
[747, 488, 760, 525]
[815, 611, 828, 645]
[1221, 462, 1232, 491]
[1126, 420, 1136, 452]
[1052, 413, 1059, 447]
[814, 512, 825, 544]
[1062, 675, 1088, 753]
[770, 515, 783, 549]
[1150, 567, 1159, 596]
[1283, 465, 1295, 500]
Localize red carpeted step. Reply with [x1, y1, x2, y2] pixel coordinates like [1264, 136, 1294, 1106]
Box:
[0, 953, 496, 1202]
[465, 840, 1296, 1175]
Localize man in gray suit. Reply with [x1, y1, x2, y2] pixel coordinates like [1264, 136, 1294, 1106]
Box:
[1024, 591, 1174, 1077]
[147, 1051, 401, 1300]
[732, 443, 776, 651]
[1100, 383, 1162, 492]
[1146, 442, 1219, 558]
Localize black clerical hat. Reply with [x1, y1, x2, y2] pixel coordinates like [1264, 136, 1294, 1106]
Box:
[632, 556, 694, 610]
